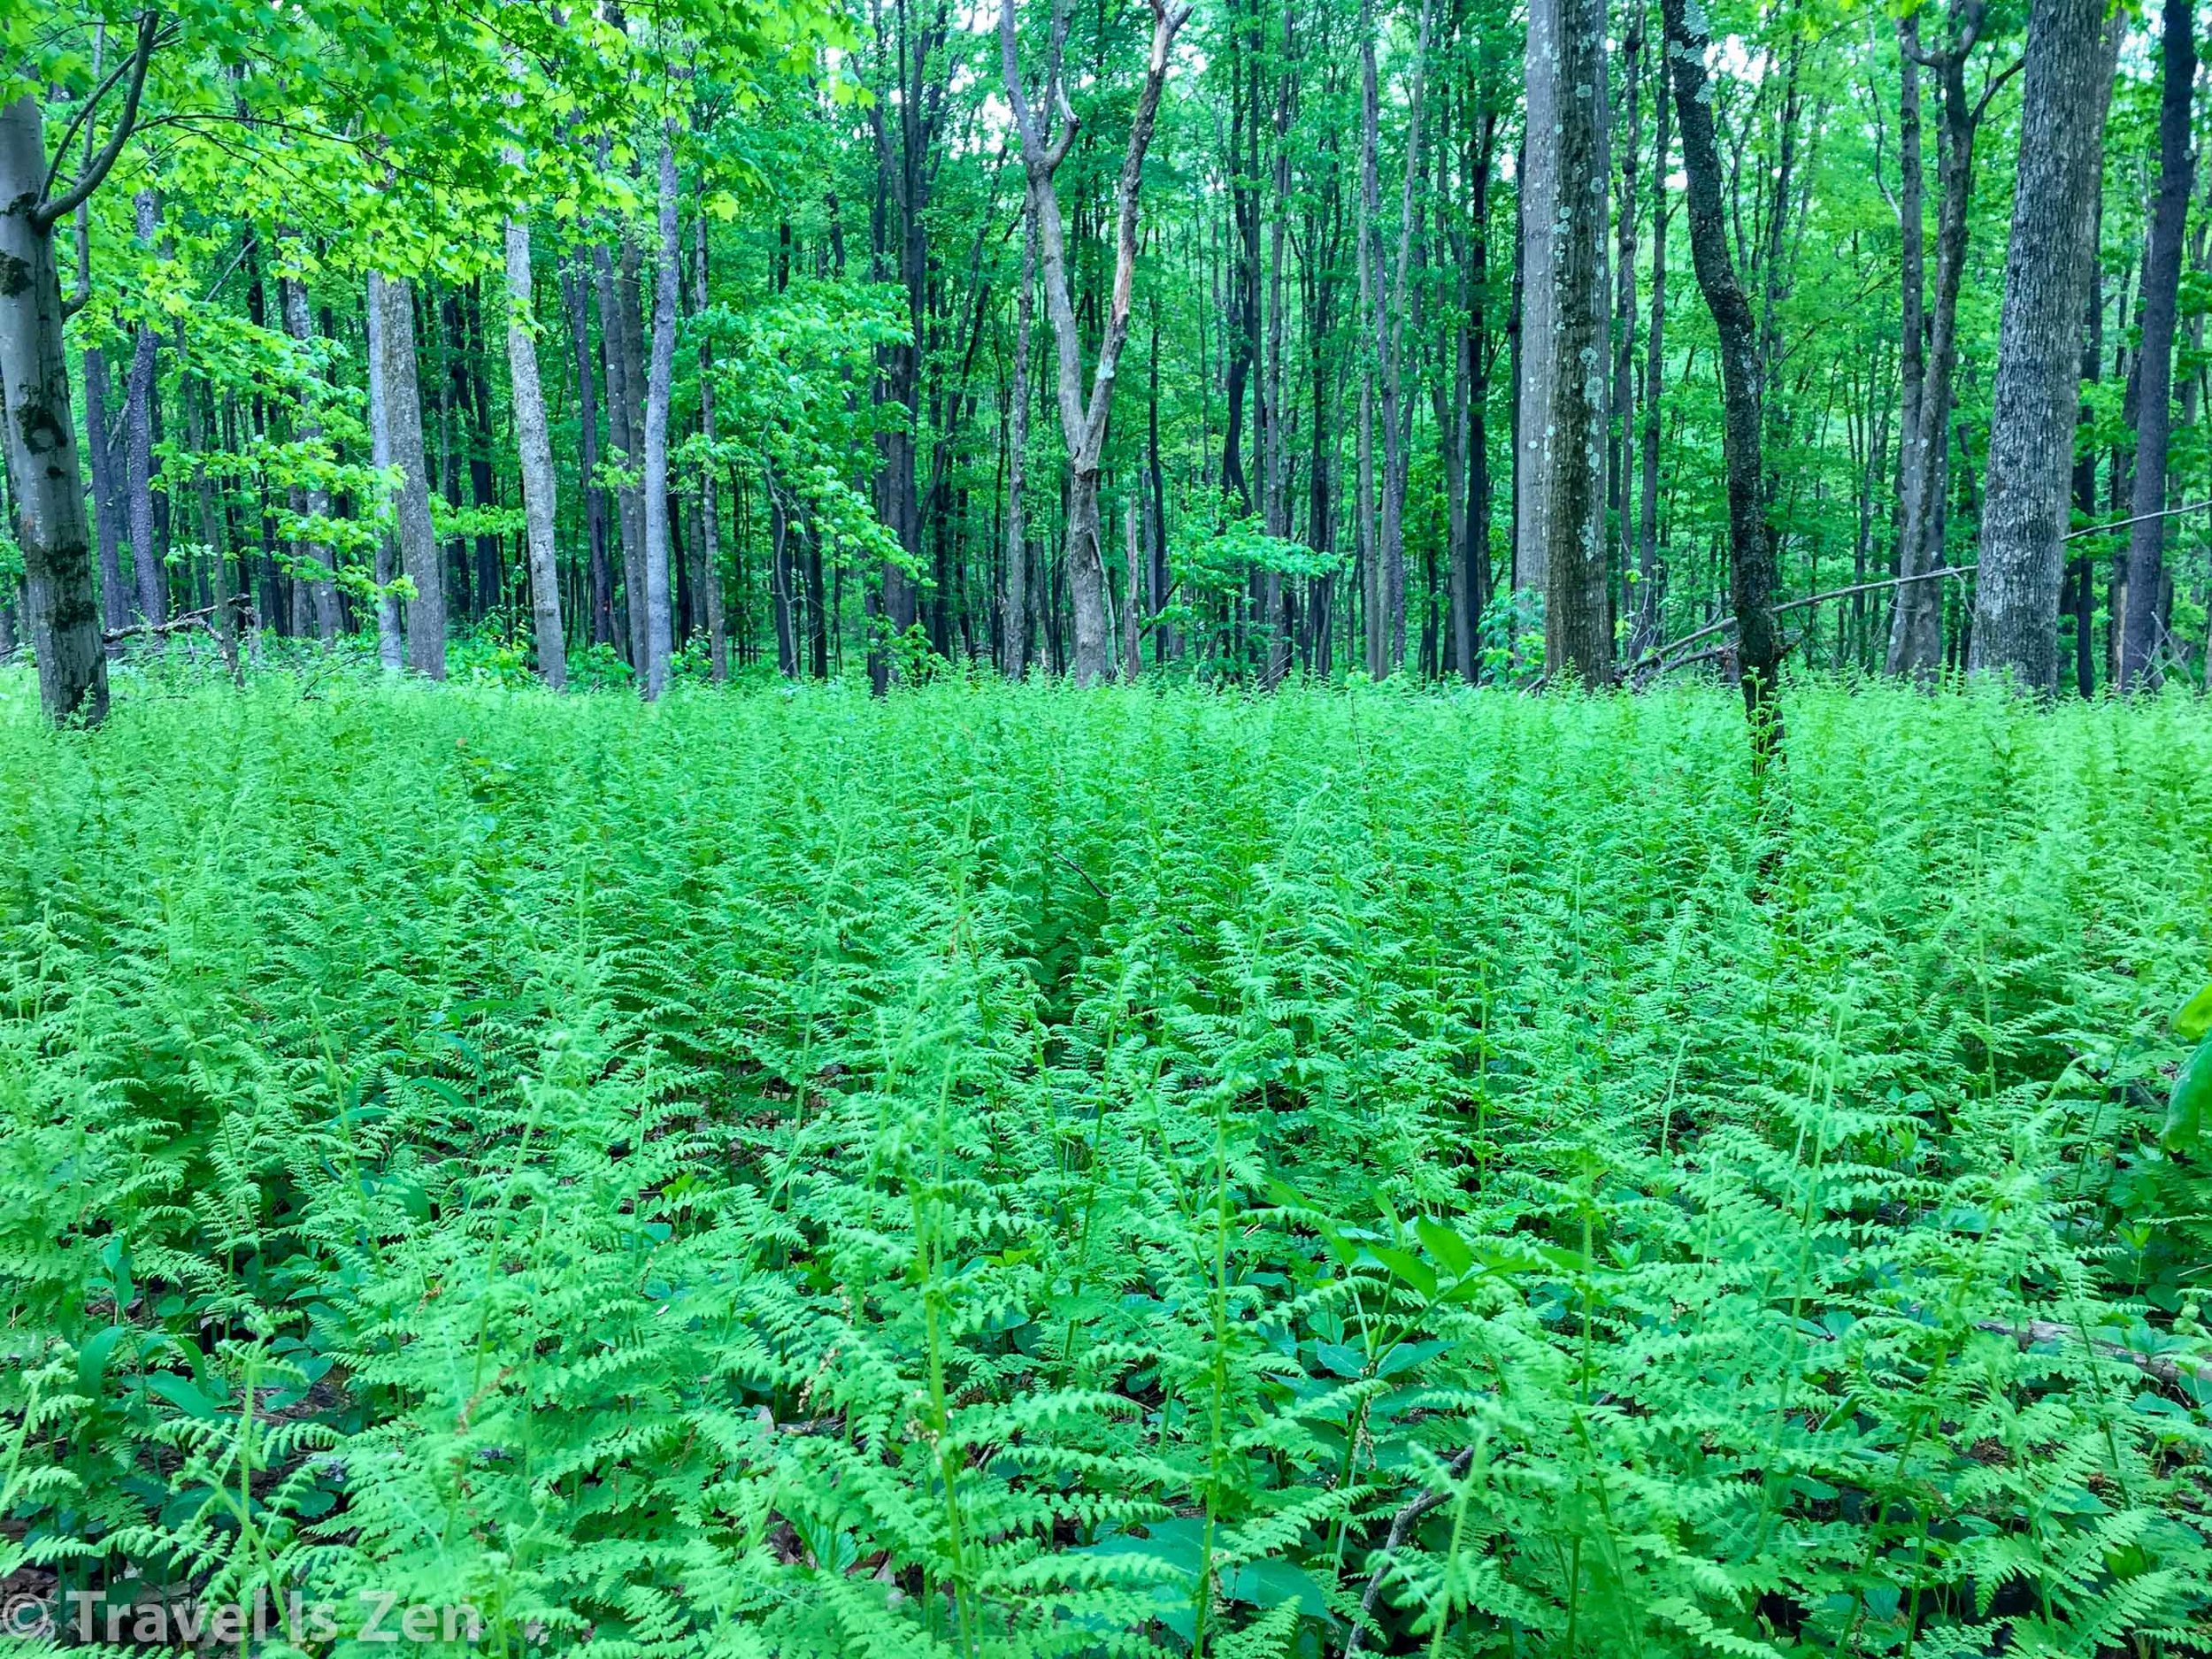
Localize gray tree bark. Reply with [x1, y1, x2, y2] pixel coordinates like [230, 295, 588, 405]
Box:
[503, 211, 569, 689]
[641, 129, 680, 700]
[373, 272, 446, 679]
[0, 93, 110, 722]
[1002, 0, 1192, 686]
[278, 261, 342, 642]
[692, 211, 728, 683]
[124, 188, 165, 629]
[1002, 204, 1034, 680]
[1887, 1, 1997, 677]
[2119, 0, 2194, 687]
[1969, 0, 2120, 691]
[82, 342, 129, 635]
[1524, 0, 1611, 685]
[363, 273, 407, 670]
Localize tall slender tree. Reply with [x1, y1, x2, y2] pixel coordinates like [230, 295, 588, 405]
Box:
[2119, 0, 2196, 687]
[1661, 0, 1781, 759]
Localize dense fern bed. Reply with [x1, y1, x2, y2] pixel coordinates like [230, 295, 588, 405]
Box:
[4, 672, 2211, 1657]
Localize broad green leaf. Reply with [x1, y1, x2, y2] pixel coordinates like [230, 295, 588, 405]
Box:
[145, 1372, 220, 1421]
[1415, 1215, 1476, 1280]
[2162, 1038, 2212, 1156]
[2176, 983, 2212, 1043]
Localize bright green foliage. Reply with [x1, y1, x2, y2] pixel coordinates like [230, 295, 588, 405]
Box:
[2, 672, 2209, 1656]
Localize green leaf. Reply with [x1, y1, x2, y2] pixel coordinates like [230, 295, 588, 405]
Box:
[2162, 1038, 2212, 1156]
[1314, 1341, 1368, 1379]
[1220, 1555, 1329, 1617]
[1414, 1215, 1476, 1281]
[2176, 983, 2212, 1043]
[145, 1372, 220, 1421]
[76, 1325, 127, 1399]
[1369, 1245, 1438, 1300]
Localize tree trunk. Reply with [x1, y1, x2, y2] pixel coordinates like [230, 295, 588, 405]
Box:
[363, 272, 407, 670]
[1969, 0, 2119, 692]
[1003, 204, 1034, 680]
[641, 129, 680, 699]
[1632, 66, 1671, 662]
[2120, 0, 2194, 688]
[125, 188, 165, 630]
[1003, 0, 1192, 686]
[83, 343, 129, 635]
[374, 273, 446, 679]
[278, 265, 342, 641]
[0, 95, 108, 722]
[185, 375, 242, 683]
[595, 238, 648, 668]
[561, 253, 616, 647]
[504, 213, 568, 688]
[1611, 23, 1640, 635]
[1888, 7, 1992, 678]
[691, 211, 728, 683]
[1662, 0, 1782, 761]
[1525, 0, 1611, 684]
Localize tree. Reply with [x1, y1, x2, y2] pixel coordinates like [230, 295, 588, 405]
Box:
[1661, 0, 1782, 759]
[2118, 0, 2195, 688]
[1002, 0, 1194, 686]
[1520, 0, 1611, 685]
[1969, 0, 2119, 691]
[1886, 0, 2010, 679]
[373, 272, 446, 680]
[0, 16, 154, 723]
[641, 126, 680, 700]
[502, 104, 568, 688]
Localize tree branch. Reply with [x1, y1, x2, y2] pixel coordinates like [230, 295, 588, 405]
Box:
[38, 12, 160, 233]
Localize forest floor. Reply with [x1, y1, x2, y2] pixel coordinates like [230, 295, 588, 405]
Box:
[3, 667, 2211, 1657]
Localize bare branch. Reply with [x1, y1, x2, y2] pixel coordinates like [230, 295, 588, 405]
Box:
[38, 11, 160, 232]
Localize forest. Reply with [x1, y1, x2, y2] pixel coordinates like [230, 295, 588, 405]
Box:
[4, 1, 2212, 1656]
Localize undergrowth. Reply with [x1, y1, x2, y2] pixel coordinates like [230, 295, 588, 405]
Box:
[2, 670, 2209, 1657]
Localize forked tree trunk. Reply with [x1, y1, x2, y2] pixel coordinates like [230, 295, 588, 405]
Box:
[1002, 0, 1193, 686]
[1662, 0, 1782, 763]
[0, 95, 109, 723]
[1969, 0, 2120, 691]
[373, 272, 446, 679]
[1888, 2, 1994, 678]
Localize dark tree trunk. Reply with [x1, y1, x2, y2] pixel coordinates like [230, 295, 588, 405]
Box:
[2119, 0, 2194, 687]
[1662, 0, 1782, 761]
[1632, 65, 1671, 662]
[561, 253, 616, 648]
[1969, 0, 2119, 691]
[83, 345, 129, 635]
